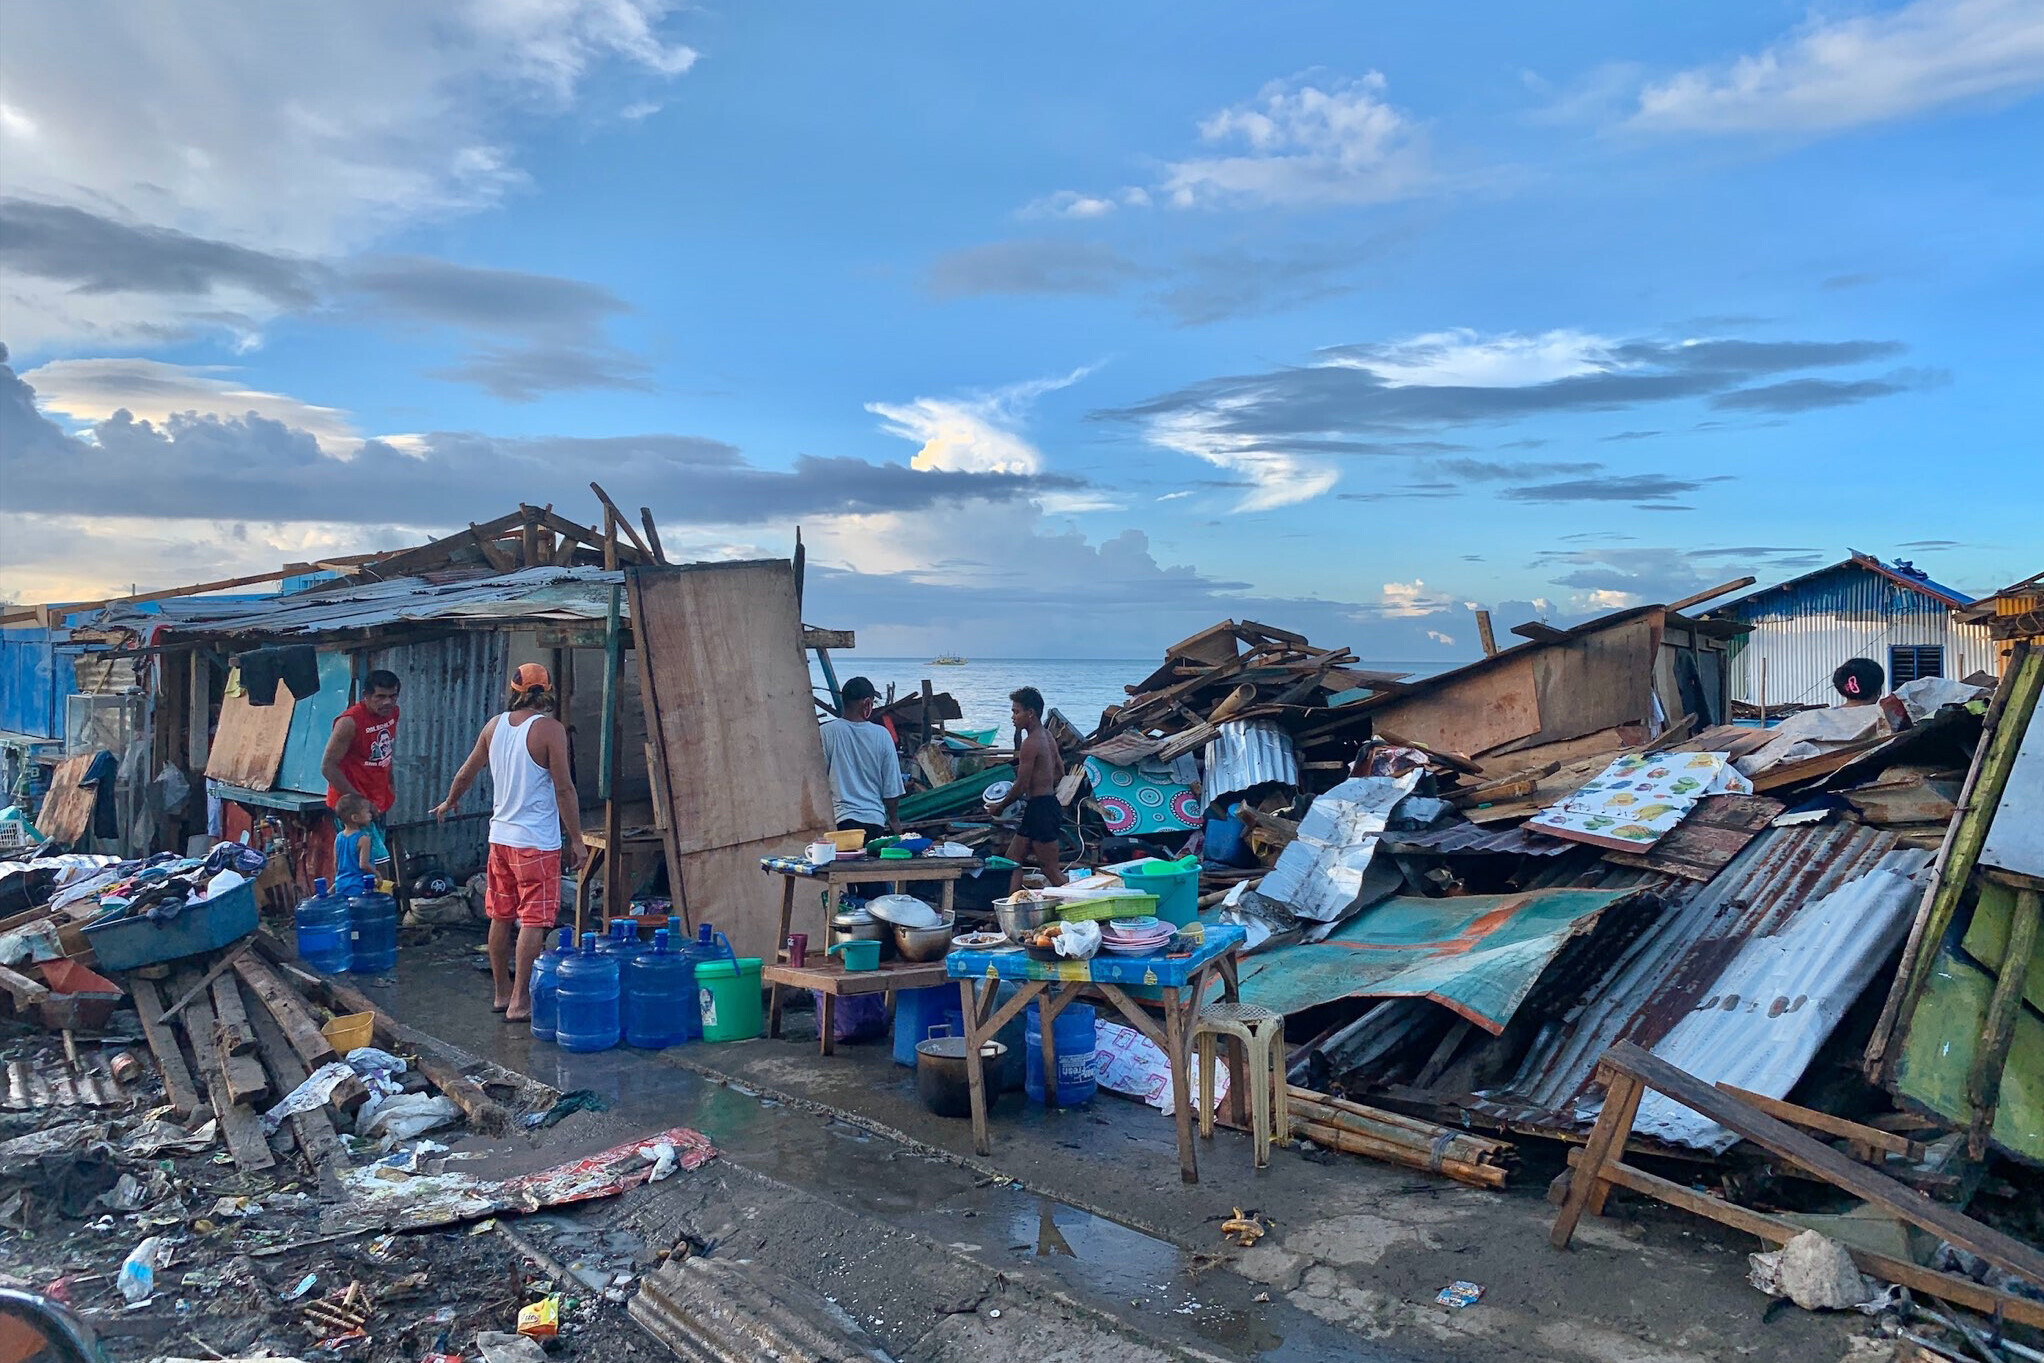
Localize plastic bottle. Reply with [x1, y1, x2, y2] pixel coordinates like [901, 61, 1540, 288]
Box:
[293, 876, 353, 974]
[624, 929, 694, 1049]
[528, 927, 576, 1043]
[118, 1236, 168, 1304]
[347, 881, 399, 975]
[555, 932, 620, 1053]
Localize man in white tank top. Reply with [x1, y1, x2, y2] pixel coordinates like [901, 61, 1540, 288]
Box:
[431, 664, 584, 1022]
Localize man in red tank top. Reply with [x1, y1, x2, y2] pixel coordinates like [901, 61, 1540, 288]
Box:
[323, 670, 402, 832]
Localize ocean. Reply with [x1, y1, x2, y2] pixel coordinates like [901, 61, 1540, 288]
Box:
[808, 655, 1458, 736]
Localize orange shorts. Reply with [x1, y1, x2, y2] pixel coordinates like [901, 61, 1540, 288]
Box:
[485, 844, 562, 929]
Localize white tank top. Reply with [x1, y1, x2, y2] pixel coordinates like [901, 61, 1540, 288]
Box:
[488, 712, 561, 850]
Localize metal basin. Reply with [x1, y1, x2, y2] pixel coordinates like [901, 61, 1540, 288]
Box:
[893, 918, 957, 963]
[993, 895, 1050, 942]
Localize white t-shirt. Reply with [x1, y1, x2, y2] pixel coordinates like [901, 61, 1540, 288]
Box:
[819, 717, 905, 827]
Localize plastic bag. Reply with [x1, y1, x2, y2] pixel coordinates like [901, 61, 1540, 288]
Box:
[118, 1235, 169, 1304]
[1053, 919, 1101, 960]
[358, 1093, 461, 1148]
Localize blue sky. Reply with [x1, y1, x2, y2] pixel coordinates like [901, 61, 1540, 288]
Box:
[2, 0, 2039, 660]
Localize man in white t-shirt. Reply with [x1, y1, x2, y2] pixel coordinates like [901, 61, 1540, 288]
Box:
[819, 676, 905, 841]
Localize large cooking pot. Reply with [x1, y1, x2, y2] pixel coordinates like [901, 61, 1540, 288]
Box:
[831, 908, 890, 957]
[893, 917, 957, 963]
[916, 1029, 1007, 1118]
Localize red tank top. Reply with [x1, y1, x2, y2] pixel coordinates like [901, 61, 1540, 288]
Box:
[327, 701, 399, 813]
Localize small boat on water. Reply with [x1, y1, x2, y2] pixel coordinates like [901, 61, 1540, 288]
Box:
[928, 654, 967, 666]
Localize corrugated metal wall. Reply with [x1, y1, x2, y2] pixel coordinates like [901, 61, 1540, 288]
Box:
[0, 629, 62, 739]
[365, 632, 510, 877]
[1723, 567, 1999, 707]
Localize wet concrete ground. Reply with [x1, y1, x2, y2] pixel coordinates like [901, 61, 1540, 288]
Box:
[371, 930, 1875, 1363]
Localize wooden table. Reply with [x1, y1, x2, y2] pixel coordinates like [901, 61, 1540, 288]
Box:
[947, 926, 1247, 1184]
[573, 827, 667, 935]
[763, 958, 951, 1055]
[760, 855, 983, 1045]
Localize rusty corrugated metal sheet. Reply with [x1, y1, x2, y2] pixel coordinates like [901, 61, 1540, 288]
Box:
[364, 631, 509, 876]
[1466, 820, 1922, 1133]
[93, 566, 618, 638]
[1203, 719, 1298, 799]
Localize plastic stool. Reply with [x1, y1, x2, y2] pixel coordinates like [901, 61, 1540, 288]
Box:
[1192, 1000, 1288, 1168]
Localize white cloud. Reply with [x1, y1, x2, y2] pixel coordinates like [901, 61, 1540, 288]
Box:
[866, 366, 1095, 475]
[1324, 328, 1616, 387]
[1629, 0, 2044, 135]
[22, 358, 414, 457]
[1379, 580, 1452, 618]
[1029, 71, 1432, 217]
[1583, 588, 1641, 611]
[1139, 402, 1339, 512]
[0, 1, 695, 346]
[1163, 73, 1430, 209]
[1426, 630, 1456, 645]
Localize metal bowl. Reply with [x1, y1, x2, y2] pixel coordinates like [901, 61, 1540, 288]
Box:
[893, 918, 958, 963]
[993, 895, 1050, 942]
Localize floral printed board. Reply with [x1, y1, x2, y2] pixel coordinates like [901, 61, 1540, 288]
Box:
[1525, 750, 1753, 852]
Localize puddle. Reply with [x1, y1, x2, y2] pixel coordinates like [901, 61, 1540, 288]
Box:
[378, 934, 1398, 1361]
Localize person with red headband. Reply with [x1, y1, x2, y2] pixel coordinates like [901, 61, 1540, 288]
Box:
[431, 663, 584, 1022]
[1833, 657, 1911, 731]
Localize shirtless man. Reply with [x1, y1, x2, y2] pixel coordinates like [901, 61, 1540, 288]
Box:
[993, 686, 1066, 893]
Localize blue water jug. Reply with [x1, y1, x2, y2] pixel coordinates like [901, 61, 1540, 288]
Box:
[1024, 1002, 1097, 1106]
[556, 933, 620, 1053]
[294, 877, 353, 975]
[596, 918, 645, 962]
[529, 927, 576, 1043]
[674, 924, 734, 1042]
[625, 930, 694, 1049]
[346, 887, 399, 975]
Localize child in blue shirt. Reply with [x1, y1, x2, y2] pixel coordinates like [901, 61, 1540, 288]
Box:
[333, 794, 377, 897]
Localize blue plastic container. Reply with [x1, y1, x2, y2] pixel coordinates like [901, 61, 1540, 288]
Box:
[83, 880, 260, 972]
[625, 930, 695, 1049]
[597, 918, 646, 963]
[893, 985, 956, 1067]
[529, 927, 576, 1043]
[556, 933, 620, 1053]
[674, 924, 735, 1043]
[1024, 1002, 1097, 1106]
[294, 877, 353, 975]
[1203, 804, 1253, 868]
[344, 888, 398, 975]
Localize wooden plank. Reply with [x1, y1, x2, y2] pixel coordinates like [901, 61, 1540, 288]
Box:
[1601, 1041, 2044, 1287]
[1525, 612, 1659, 749]
[1968, 885, 2042, 1159]
[1666, 577, 1756, 613]
[179, 984, 275, 1173]
[36, 754, 98, 846]
[128, 978, 200, 1120]
[241, 983, 342, 1184]
[1713, 1084, 1925, 1160]
[310, 975, 511, 1137]
[0, 963, 50, 1006]
[1562, 1149, 2044, 1330]
[1551, 1067, 1644, 1247]
[800, 627, 856, 651]
[232, 955, 337, 1070]
[1365, 653, 1542, 758]
[160, 943, 255, 1022]
[203, 672, 296, 791]
[630, 561, 832, 858]
[210, 974, 257, 1058]
[1604, 794, 1786, 882]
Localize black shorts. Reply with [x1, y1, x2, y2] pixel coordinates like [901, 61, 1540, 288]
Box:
[1018, 795, 1062, 844]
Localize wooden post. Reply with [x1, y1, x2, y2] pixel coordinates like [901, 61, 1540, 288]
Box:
[187, 651, 213, 772]
[1551, 1066, 1645, 1246]
[599, 568, 624, 927]
[1758, 656, 1768, 725]
[1475, 610, 1498, 658]
[921, 678, 934, 749]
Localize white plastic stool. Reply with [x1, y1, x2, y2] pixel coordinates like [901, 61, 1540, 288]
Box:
[1192, 1000, 1288, 1168]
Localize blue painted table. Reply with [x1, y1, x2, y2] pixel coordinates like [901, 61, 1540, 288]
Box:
[945, 925, 1248, 1183]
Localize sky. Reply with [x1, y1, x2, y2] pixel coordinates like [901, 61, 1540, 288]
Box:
[2, 0, 2039, 662]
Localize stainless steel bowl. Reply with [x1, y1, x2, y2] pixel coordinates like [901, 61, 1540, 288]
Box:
[893, 918, 958, 963]
[993, 896, 1050, 942]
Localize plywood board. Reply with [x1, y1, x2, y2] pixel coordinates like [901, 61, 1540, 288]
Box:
[680, 832, 834, 965]
[1981, 702, 2044, 879]
[1604, 794, 1786, 881]
[37, 754, 98, 845]
[205, 670, 296, 791]
[1366, 653, 1541, 757]
[630, 560, 832, 858]
[1528, 613, 1660, 747]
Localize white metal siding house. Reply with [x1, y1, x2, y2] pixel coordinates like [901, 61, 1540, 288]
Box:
[1707, 552, 1998, 710]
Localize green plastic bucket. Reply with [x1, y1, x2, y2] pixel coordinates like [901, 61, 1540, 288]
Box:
[695, 957, 764, 1042]
[1118, 858, 1200, 927]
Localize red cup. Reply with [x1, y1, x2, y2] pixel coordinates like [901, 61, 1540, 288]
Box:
[784, 932, 808, 967]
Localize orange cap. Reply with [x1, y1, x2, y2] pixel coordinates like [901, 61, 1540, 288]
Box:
[512, 662, 552, 690]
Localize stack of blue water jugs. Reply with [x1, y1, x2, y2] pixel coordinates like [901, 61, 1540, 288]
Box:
[530, 920, 733, 1053]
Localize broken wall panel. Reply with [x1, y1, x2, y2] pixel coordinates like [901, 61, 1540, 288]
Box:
[204, 674, 297, 790]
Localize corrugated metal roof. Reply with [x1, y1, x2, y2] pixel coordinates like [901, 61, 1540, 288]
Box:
[1466, 819, 1927, 1133]
[94, 566, 621, 638]
[1203, 719, 1298, 799]
[1622, 859, 1928, 1149]
[1382, 822, 1575, 857]
[1712, 551, 1975, 618]
[1257, 773, 1415, 923]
